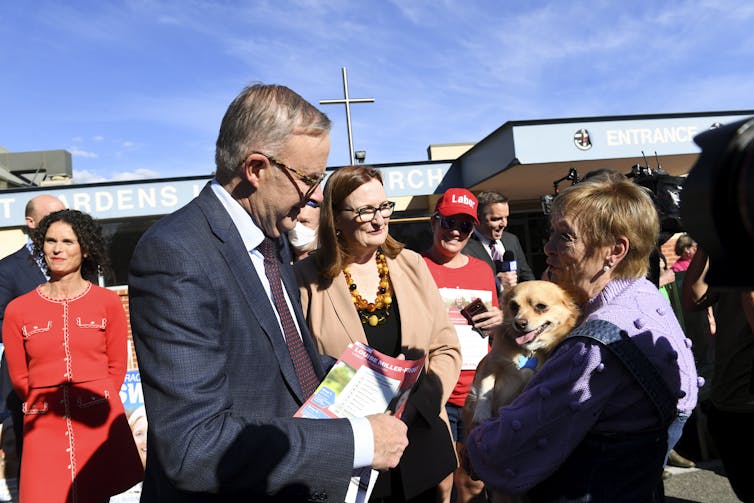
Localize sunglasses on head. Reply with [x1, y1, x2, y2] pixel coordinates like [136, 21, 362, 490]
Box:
[434, 214, 474, 234]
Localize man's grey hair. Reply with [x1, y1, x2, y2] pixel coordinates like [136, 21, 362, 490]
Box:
[214, 83, 331, 183]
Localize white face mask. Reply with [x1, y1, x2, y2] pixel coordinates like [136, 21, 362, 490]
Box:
[288, 221, 318, 250]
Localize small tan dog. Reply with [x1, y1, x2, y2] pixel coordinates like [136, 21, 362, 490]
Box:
[463, 281, 582, 502]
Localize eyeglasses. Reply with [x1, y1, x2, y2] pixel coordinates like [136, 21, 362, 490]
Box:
[252, 152, 326, 201]
[342, 201, 396, 222]
[434, 214, 474, 235]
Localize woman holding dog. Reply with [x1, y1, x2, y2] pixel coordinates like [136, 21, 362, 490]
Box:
[466, 172, 701, 502]
[295, 165, 461, 502]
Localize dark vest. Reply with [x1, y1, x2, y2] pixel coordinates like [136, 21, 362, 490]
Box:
[529, 319, 676, 503]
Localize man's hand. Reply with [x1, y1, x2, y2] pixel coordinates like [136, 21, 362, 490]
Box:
[496, 271, 518, 290]
[367, 413, 408, 470]
[659, 267, 675, 288]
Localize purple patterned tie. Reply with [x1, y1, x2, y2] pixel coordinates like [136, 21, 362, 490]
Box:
[489, 241, 500, 261]
[260, 237, 319, 397]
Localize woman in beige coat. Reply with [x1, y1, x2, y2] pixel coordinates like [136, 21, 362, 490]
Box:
[295, 165, 461, 502]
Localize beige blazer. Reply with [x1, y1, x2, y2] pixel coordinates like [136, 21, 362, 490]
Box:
[295, 248, 461, 423]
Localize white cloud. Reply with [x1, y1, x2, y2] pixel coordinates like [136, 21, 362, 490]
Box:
[69, 147, 98, 158]
[111, 168, 161, 181]
[72, 167, 160, 183]
[72, 169, 107, 183]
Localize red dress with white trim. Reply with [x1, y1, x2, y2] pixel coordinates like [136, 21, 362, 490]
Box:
[2, 283, 144, 503]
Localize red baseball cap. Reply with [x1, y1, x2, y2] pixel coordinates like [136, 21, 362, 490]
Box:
[434, 188, 479, 224]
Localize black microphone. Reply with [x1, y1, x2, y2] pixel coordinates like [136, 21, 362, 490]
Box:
[496, 250, 517, 273]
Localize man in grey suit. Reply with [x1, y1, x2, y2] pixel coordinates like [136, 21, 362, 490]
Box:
[128, 84, 408, 502]
[0, 194, 65, 468]
[462, 191, 535, 294]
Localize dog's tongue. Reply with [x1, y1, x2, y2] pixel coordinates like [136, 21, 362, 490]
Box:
[515, 330, 538, 346]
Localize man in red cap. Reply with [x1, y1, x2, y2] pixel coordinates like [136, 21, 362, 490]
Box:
[422, 188, 502, 503]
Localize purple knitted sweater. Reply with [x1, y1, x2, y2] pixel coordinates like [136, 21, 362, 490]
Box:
[466, 277, 702, 494]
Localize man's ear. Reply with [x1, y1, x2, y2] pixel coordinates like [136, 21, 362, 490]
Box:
[25, 215, 35, 229]
[242, 155, 267, 189]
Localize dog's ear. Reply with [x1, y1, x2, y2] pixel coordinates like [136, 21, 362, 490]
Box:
[557, 285, 585, 327]
[559, 283, 588, 309]
[500, 286, 516, 312]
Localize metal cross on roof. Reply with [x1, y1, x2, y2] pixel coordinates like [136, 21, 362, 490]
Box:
[320, 67, 374, 165]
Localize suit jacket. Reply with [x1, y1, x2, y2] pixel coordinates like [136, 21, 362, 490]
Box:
[295, 249, 461, 498]
[462, 231, 536, 283]
[0, 246, 46, 401]
[128, 183, 354, 502]
[0, 246, 45, 338]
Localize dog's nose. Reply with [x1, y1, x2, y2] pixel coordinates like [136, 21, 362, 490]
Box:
[515, 319, 528, 331]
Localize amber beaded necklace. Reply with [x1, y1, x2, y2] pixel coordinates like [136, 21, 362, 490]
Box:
[343, 248, 393, 327]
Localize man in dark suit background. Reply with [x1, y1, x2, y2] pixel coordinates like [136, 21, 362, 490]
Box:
[0, 194, 65, 472]
[462, 191, 535, 295]
[128, 83, 408, 502]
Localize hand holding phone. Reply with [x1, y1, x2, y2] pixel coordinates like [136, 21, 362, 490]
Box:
[460, 298, 488, 325]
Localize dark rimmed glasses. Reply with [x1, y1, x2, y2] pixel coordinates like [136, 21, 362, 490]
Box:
[342, 201, 396, 222]
[252, 151, 326, 201]
[434, 213, 474, 235]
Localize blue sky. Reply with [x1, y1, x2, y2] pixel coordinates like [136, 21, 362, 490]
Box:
[1, 1, 752, 183]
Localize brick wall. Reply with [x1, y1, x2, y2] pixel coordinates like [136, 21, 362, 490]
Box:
[661, 232, 683, 268]
[112, 287, 139, 371]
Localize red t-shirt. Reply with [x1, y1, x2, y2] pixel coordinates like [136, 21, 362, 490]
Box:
[422, 254, 498, 407]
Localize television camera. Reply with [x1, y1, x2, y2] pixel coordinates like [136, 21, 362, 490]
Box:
[540, 158, 684, 237]
[681, 117, 754, 288]
[540, 168, 580, 215]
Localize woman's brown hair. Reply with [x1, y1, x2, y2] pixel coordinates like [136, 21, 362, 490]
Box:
[316, 165, 404, 279]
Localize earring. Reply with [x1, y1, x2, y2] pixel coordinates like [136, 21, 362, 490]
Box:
[602, 265, 611, 273]
[336, 230, 342, 238]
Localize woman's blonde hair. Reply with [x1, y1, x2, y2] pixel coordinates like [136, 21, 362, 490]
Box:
[316, 166, 404, 279]
[551, 172, 659, 279]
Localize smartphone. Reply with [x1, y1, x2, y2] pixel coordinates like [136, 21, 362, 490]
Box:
[460, 298, 488, 325]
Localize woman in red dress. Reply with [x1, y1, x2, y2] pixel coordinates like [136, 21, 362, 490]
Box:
[2, 209, 143, 503]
